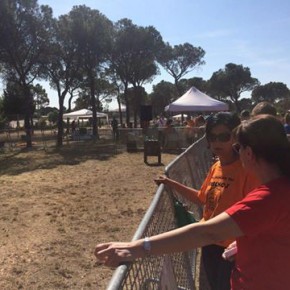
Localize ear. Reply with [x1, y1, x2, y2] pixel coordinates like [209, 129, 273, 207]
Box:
[244, 146, 256, 164]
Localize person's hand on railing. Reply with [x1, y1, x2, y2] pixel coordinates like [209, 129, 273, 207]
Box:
[154, 175, 169, 186]
[155, 175, 201, 205]
[95, 241, 144, 268]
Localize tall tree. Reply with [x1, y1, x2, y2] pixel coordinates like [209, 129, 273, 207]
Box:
[209, 63, 260, 112]
[2, 79, 27, 119]
[110, 19, 163, 126]
[178, 77, 209, 95]
[69, 5, 113, 138]
[43, 11, 83, 146]
[0, 0, 53, 146]
[150, 81, 178, 116]
[157, 43, 205, 95]
[251, 82, 290, 104]
[33, 83, 49, 114]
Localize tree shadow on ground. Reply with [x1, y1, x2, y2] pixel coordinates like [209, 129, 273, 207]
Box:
[0, 140, 121, 176]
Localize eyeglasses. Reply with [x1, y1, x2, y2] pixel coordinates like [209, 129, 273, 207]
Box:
[232, 143, 241, 154]
[207, 132, 232, 142]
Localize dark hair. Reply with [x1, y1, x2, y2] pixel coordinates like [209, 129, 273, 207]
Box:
[205, 112, 241, 137]
[251, 101, 277, 116]
[235, 114, 290, 178]
[240, 110, 250, 118]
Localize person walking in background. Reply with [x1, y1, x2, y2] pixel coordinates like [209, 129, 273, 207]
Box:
[155, 112, 259, 290]
[71, 120, 77, 139]
[95, 114, 290, 290]
[183, 116, 195, 145]
[193, 115, 206, 139]
[111, 116, 119, 141]
[71, 120, 76, 133]
[157, 115, 166, 127]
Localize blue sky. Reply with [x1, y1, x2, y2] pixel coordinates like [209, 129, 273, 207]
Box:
[36, 0, 290, 108]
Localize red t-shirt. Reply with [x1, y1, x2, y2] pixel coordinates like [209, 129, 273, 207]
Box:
[226, 176, 290, 290]
[198, 159, 259, 247]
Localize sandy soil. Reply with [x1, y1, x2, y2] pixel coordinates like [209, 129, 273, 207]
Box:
[0, 142, 178, 290]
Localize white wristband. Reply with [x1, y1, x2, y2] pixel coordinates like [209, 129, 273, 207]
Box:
[143, 237, 151, 255]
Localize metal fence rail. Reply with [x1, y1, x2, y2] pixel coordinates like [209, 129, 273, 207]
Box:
[107, 136, 212, 290]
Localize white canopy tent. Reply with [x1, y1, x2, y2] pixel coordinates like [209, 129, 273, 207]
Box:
[63, 109, 108, 119]
[165, 86, 229, 112]
[172, 113, 188, 119]
[109, 105, 126, 113]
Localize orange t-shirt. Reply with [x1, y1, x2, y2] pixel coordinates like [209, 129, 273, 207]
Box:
[198, 159, 260, 247]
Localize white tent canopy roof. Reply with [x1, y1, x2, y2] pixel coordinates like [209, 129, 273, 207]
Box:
[165, 86, 229, 112]
[109, 105, 126, 112]
[172, 113, 188, 119]
[63, 109, 108, 119]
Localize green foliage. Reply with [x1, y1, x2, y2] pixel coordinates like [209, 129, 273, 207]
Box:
[37, 117, 48, 129]
[39, 106, 59, 116]
[0, 0, 53, 83]
[32, 83, 49, 116]
[0, 0, 53, 146]
[157, 42, 205, 94]
[209, 63, 260, 112]
[150, 81, 178, 115]
[2, 81, 27, 116]
[48, 110, 58, 124]
[110, 19, 164, 125]
[178, 77, 209, 95]
[251, 82, 290, 104]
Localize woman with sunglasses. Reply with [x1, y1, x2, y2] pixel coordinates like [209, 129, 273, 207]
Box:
[96, 115, 290, 289]
[153, 112, 259, 290]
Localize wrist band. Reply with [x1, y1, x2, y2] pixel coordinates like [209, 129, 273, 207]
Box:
[143, 237, 151, 255]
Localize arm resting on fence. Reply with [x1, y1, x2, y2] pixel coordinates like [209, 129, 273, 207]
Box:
[95, 212, 243, 268]
[155, 175, 202, 205]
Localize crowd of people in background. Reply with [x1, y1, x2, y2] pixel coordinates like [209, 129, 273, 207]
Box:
[109, 101, 290, 142]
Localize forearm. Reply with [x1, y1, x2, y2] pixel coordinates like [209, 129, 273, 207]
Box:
[132, 213, 241, 257]
[117, 223, 214, 261]
[166, 178, 201, 205]
[95, 213, 243, 266]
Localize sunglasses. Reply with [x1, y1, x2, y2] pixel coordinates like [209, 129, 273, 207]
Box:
[232, 143, 241, 154]
[207, 132, 232, 142]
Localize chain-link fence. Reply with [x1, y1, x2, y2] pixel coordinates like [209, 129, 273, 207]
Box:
[0, 127, 116, 152]
[106, 136, 213, 290]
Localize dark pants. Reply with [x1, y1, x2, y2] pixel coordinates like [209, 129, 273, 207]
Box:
[112, 129, 119, 140]
[202, 244, 234, 290]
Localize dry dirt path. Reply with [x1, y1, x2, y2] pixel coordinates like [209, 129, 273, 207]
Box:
[0, 145, 178, 289]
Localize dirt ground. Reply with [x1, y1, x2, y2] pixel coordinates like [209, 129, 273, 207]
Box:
[0, 142, 178, 290]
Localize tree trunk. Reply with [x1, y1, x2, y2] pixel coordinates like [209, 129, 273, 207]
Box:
[24, 115, 32, 147]
[124, 85, 130, 127]
[175, 78, 182, 96]
[57, 97, 65, 147]
[23, 85, 33, 147]
[90, 76, 99, 139]
[116, 95, 123, 126]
